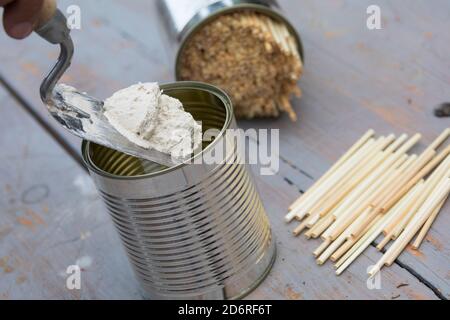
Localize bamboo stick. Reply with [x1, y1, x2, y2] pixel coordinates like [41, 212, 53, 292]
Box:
[317, 204, 377, 265]
[373, 149, 436, 208]
[386, 134, 409, 152]
[286, 129, 375, 216]
[375, 151, 450, 243]
[369, 151, 424, 208]
[293, 213, 316, 236]
[350, 157, 416, 238]
[313, 138, 397, 217]
[266, 18, 286, 51]
[425, 128, 450, 152]
[317, 233, 349, 265]
[258, 16, 275, 53]
[304, 228, 315, 239]
[345, 155, 417, 239]
[296, 136, 380, 213]
[393, 133, 422, 155]
[391, 213, 415, 240]
[330, 240, 354, 263]
[313, 239, 332, 258]
[376, 135, 450, 216]
[412, 196, 448, 249]
[280, 22, 298, 57]
[285, 129, 449, 277]
[341, 153, 409, 221]
[287, 33, 301, 59]
[260, 14, 302, 61]
[330, 154, 413, 240]
[305, 212, 321, 228]
[384, 176, 450, 267]
[389, 156, 450, 240]
[274, 22, 291, 54]
[331, 214, 381, 262]
[307, 214, 335, 238]
[335, 201, 399, 270]
[381, 145, 450, 213]
[392, 156, 450, 242]
[376, 181, 425, 250]
[382, 180, 425, 236]
[350, 147, 438, 238]
[322, 133, 420, 234]
[335, 203, 399, 275]
[321, 153, 409, 240]
[305, 209, 335, 238]
[368, 176, 450, 277]
[288, 138, 378, 221]
[276, 19, 298, 57]
[305, 136, 395, 224]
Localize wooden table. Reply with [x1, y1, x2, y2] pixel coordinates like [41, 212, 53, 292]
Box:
[0, 0, 448, 300]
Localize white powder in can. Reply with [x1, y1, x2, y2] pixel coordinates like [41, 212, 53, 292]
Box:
[104, 82, 202, 161]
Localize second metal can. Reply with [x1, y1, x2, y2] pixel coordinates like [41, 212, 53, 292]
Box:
[158, 0, 304, 79]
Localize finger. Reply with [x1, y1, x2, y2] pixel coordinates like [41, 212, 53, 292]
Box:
[3, 0, 44, 39]
[0, 0, 15, 6]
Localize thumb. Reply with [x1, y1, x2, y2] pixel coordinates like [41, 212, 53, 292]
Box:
[3, 0, 44, 39]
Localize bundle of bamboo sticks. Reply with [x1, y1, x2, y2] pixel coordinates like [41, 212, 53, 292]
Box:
[179, 11, 303, 121]
[241, 13, 303, 121]
[285, 128, 450, 277]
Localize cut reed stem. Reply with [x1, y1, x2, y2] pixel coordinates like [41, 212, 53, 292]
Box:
[286, 129, 375, 220]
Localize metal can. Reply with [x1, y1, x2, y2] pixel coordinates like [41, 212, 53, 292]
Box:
[158, 0, 304, 79]
[82, 82, 276, 300]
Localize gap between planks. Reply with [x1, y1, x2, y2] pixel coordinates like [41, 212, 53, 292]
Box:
[373, 239, 447, 300]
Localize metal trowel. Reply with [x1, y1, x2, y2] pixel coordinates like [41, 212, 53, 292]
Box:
[35, 0, 177, 167]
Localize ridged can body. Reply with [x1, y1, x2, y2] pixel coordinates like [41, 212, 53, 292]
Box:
[157, 0, 304, 78]
[82, 82, 275, 300]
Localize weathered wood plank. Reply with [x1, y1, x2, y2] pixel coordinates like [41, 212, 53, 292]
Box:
[0, 0, 448, 298]
[0, 86, 141, 299]
[241, 0, 450, 298]
[0, 85, 438, 299]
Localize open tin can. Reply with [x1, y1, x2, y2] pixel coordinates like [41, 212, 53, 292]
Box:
[82, 82, 276, 300]
[158, 0, 304, 79]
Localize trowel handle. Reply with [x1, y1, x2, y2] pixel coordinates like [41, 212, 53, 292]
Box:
[34, 0, 71, 45]
[34, 0, 74, 104]
[35, 0, 57, 30]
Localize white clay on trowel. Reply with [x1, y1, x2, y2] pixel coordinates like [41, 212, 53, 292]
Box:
[103, 82, 202, 161]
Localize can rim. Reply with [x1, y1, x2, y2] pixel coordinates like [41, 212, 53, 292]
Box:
[81, 81, 233, 180]
[175, 3, 305, 80]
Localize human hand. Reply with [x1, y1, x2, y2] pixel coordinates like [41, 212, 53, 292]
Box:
[1, 0, 44, 39]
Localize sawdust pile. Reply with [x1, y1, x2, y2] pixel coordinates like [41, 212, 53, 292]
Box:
[178, 11, 303, 121]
